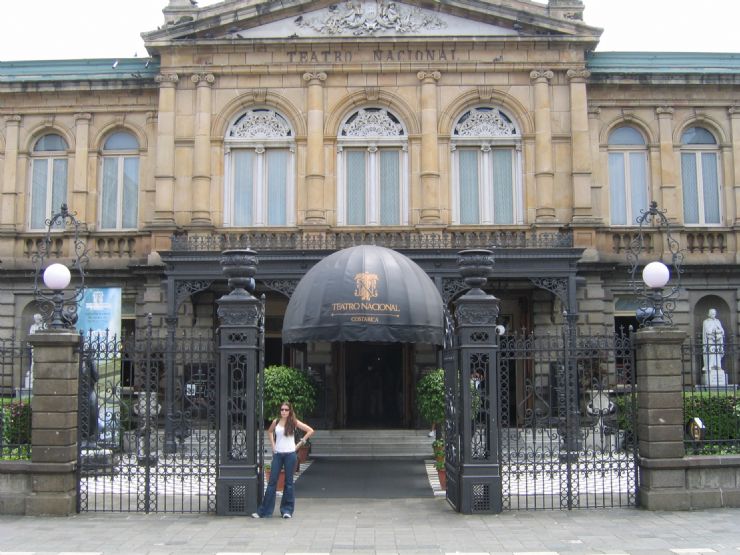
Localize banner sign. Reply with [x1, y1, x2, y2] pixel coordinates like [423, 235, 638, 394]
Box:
[77, 287, 122, 339]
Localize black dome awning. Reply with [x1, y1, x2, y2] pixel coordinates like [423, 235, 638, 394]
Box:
[282, 245, 444, 345]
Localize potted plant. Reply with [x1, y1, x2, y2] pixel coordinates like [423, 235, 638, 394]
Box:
[263, 365, 317, 422]
[435, 459, 447, 490]
[432, 439, 445, 463]
[416, 368, 445, 440]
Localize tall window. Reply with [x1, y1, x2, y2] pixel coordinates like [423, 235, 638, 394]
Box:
[100, 131, 139, 230]
[681, 127, 721, 225]
[337, 108, 408, 226]
[30, 133, 68, 230]
[450, 107, 522, 225]
[608, 126, 649, 225]
[224, 109, 295, 227]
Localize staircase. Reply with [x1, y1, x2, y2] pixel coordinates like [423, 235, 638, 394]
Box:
[265, 429, 434, 459]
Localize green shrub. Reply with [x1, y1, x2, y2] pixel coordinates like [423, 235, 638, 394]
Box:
[263, 365, 317, 421]
[416, 368, 445, 428]
[1, 400, 31, 445]
[684, 391, 740, 442]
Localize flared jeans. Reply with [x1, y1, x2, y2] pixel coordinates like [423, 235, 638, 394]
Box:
[256, 450, 296, 517]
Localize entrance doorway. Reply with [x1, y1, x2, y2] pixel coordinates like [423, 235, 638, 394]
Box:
[343, 343, 404, 428]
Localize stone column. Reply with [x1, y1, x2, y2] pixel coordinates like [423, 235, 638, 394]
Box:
[1, 115, 21, 230]
[417, 71, 442, 224]
[190, 73, 215, 227]
[587, 106, 604, 223]
[153, 73, 179, 226]
[530, 70, 556, 222]
[72, 113, 92, 224]
[26, 331, 80, 516]
[634, 327, 689, 510]
[302, 72, 327, 225]
[729, 107, 740, 225]
[656, 107, 677, 221]
[567, 69, 594, 222]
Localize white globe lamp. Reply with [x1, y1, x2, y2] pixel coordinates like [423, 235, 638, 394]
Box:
[43, 263, 72, 291]
[642, 261, 669, 289]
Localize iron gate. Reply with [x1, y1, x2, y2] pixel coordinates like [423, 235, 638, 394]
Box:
[77, 322, 219, 513]
[499, 323, 638, 510]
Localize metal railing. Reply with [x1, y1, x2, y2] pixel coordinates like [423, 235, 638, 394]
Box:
[682, 336, 740, 455]
[0, 338, 32, 460]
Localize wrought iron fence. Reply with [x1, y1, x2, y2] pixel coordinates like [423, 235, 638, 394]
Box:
[0, 338, 32, 460]
[498, 324, 637, 510]
[682, 336, 740, 455]
[78, 325, 218, 513]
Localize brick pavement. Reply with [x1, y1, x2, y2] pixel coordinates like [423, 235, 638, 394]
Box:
[1, 497, 740, 554]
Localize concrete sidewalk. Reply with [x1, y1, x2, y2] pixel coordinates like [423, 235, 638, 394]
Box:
[1, 498, 740, 555]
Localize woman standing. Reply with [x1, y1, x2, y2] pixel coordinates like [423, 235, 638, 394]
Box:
[252, 401, 314, 519]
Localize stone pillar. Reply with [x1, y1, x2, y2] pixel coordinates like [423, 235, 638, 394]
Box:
[26, 331, 80, 516]
[190, 73, 215, 227]
[72, 113, 92, 224]
[634, 327, 689, 510]
[530, 70, 556, 222]
[567, 69, 594, 223]
[587, 106, 604, 223]
[729, 107, 740, 225]
[153, 73, 179, 226]
[417, 71, 442, 224]
[302, 72, 327, 225]
[656, 107, 677, 221]
[216, 249, 262, 515]
[1, 115, 21, 230]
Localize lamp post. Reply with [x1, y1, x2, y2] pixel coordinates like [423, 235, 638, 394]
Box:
[627, 202, 683, 327]
[32, 204, 88, 330]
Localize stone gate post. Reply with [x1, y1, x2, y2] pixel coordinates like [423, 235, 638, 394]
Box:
[634, 327, 688, 509]
[216, 249, 262, 516]
[26, 330, 80, 516]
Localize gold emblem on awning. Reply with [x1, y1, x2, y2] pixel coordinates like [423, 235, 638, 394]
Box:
[353, 272, 379, 302]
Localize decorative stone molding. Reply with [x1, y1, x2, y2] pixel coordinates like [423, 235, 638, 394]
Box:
[477, 86, 495, 101]
[587, 106, 601, 118]
[566, 68, 590, 82]
[364, 87, 380, 101]
[656, 106, 674, 118]
[155, 73, 179, 84]
[529, 69, 554, 82]
[5, 115, 22, 124]
[295, 1, 446, 36]
[74, 113, 92, 123]
[252, 88, 267, 103]
[191, 73, 215, 85]
[228, 109, 293, 139]
[729, 106, 740, 118]
[417, 70, 441, 82]
[302, 72, 327, 83]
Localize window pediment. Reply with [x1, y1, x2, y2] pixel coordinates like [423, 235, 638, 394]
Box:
[228, 109, 293, 140]
[340, 108, 405, 138]
[454, 108, 518, 138]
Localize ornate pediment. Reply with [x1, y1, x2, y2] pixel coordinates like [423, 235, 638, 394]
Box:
[143, 0, 601, 44]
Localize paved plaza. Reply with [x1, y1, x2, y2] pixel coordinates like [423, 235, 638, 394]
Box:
[1, 498, 739, 555]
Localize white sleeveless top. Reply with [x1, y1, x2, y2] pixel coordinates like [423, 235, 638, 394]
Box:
[274, 423, 296, 453]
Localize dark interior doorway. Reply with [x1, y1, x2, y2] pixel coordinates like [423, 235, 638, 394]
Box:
[344, 342, 403, 428]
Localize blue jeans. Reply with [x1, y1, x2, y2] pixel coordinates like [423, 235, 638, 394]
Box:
[257, 450, 296, 517]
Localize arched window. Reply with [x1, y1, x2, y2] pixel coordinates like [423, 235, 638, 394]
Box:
[224, 109, 295, 227]
[681, 126, 721, 225]
[30, 133, 68, 230]
[100, 131, 139, 230]
[608, 126, 649, 225]
[450, 107, 522, 225]
[337, 108, 408, 226]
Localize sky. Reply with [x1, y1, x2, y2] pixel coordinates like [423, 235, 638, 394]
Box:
[1, 0, 738, 62]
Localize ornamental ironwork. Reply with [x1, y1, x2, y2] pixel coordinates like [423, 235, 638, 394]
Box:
[228, 109, 292, 140]
[340, 108, 404, 137]
[454, 108, 518, 138]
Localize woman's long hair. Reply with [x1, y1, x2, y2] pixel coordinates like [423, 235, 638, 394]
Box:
[280, 401, 297, 437]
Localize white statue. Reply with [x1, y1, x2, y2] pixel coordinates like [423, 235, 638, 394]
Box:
[702, 308, 728, 387]
[25, 313, 45, 390]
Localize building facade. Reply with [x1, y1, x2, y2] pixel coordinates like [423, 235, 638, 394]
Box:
[1, 0, 739, 428]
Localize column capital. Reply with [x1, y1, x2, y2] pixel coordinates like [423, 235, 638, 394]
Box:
[5, 114, 22, 125]
[656, 106, 674, 118]
[566, 68, 590, 82]
[302, 71, 327, 84]
[587, 105, 601, 118]
[530, 69, 554, 82]
[191, 73, 215, 86]
[417, 70, 441, 82]
[74, 113, 92, 123]
[729, 106, 740, 118]
[155, 72, 179, 85]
